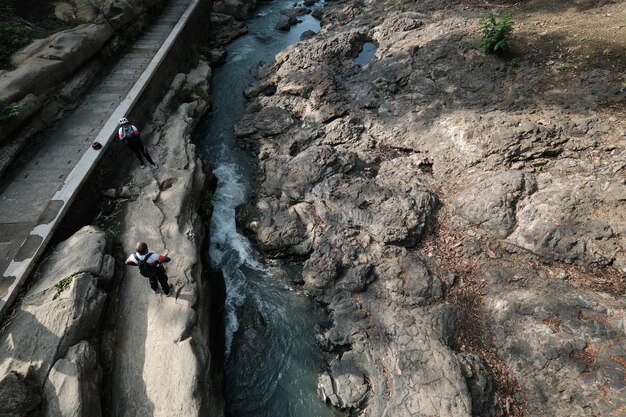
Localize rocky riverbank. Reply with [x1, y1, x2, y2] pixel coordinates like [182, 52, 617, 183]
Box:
[235, 0, 626, 416]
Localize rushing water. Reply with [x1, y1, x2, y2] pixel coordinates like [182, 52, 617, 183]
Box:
[194, 2, 339, 416]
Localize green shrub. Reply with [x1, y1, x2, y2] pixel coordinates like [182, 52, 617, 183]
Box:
[193, 84, 210, 102]
[53, 275, 74, 299]
[104, 227, 121, 248]
[478, 12, 513, 55]
[0, 98, 20, 122]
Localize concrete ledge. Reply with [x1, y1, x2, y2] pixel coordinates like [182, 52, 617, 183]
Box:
[0, 0, 203, 320]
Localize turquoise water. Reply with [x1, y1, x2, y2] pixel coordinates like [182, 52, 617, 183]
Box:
[194, 2, 341, 416]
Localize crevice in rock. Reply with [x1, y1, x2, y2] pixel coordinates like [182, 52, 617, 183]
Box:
[419, 209, 524, 417]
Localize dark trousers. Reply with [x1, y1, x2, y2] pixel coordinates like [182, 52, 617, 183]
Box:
[149, 268, 170, 294]
[127, 141, 155, 166]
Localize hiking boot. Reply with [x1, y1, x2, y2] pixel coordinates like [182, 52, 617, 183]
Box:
[152, 287, 159, 294]
[140, 164, 146, 169]
[150, 163, 158, 170]
[165, 284, 174, 297]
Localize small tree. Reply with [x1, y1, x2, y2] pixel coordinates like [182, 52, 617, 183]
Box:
[479, 12, 513, 55]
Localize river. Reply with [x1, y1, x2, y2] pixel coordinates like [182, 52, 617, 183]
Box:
[194, 2, 342, 416]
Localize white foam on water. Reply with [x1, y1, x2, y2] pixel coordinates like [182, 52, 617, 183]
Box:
[210, 159, 268, 355]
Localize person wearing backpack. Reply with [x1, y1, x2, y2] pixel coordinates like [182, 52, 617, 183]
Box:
[118, 117, 157, 169]
[125, 241, 173, 296]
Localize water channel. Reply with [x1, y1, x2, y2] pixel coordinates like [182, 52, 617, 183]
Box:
[194, 2, 340, 416]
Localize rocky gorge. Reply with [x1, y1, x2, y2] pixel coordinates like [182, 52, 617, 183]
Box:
[0, 0, 625, 416]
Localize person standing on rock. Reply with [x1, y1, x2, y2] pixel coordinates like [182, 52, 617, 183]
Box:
[118, 117, 157, 169]
[125, 242, 174, 296]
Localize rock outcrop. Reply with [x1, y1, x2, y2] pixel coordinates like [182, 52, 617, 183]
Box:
[212, 0, 259, 20]
[0, 226, 112, 416]
[235, 0, 626, 416]
[106, 60, 223, 417]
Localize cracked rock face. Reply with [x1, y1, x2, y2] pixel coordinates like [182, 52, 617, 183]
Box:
[235, 0, 626, 415]
[108, 61, 223, 417]
[0, 226, 111, 415]
[483, 267, 626, 417]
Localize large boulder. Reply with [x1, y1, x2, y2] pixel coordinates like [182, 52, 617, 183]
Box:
[212, 0, 258, 20]
[44, 341, 102, 417]
[1, 23, 115, 102]
[0, 226, 111, 408]
[209, 13, 248, 46]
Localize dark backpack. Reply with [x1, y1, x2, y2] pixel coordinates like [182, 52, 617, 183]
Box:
[135, 253, 158, 278]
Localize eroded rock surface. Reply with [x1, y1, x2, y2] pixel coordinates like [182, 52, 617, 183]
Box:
[236, 0, 626, 415]
[108, 61, 223, 417]
[0, 226, 111, 415]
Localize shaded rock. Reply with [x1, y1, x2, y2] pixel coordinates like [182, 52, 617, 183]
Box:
[243, 81, 276, 98]
[458, 353, 495, 417]
[250, 60, 274, 79]
[0, 372, 41, 416]
[207, 47, 227, 66]
[44, 341, 102, 417]
[300, 30, 316, 41]
[213, 0, 259, 20]
[0, 226, 109, 386]
[248, 198, 311, 257]
[102, 0, 139, 30]
[370, 247, 443, 305]
[311, 7, 323, 20]
[261, 145, 356, 200]
[210, 12, 248, 46]
[303, 238, 341, 288]
[309, 174, 436, 245]
[328, 351, 368, 409]
[234, 106, 295, 138]
[275, 16, 299, 31]
[1, 23, 115, 102]
[450, 170, 537, 238]
[281, 6, 309, 18]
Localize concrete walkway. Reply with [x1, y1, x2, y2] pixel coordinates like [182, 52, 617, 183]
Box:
[0, 0, 197, 319]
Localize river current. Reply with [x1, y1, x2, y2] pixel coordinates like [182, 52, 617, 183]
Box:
[194, 2, 340, 416]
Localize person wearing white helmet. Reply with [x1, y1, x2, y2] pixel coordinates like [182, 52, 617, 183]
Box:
[118, 117, 157, 169]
